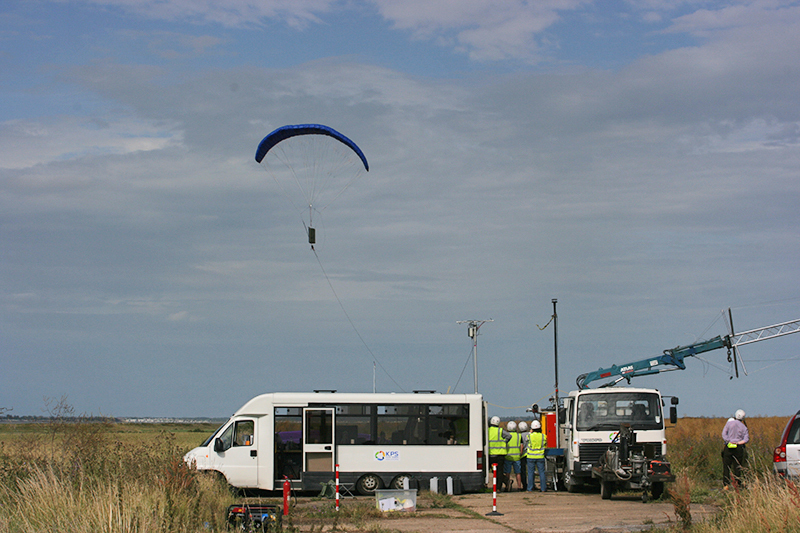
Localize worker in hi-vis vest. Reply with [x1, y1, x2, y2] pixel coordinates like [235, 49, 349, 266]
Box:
[526, 419, 548, 492]
[518, 421, 530, 490]
[488, 416, 511, 482]
[503, 421, 524, 491]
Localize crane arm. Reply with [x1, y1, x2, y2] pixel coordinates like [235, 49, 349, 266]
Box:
[576, 316, 800, 389]
[729, 318, 800, 347]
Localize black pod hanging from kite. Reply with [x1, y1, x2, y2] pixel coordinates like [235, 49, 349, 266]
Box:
[308, 226, 316, 245]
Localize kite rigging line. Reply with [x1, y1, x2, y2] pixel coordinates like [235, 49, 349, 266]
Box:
[257, 124, 406, 391]
[311, 239, 406, 393]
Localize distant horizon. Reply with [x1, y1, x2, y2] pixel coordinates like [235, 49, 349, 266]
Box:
[0, 414, 227, 423]
[2, 408, 794, 422]
[2, 413, 792, 422]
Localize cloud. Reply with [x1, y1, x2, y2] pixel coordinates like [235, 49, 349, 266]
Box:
[63, 0, 590, 61]
[0, 116, 182, 170]
[60, 0, 336, 28]
[5, 0, 800, 416]
[118, 30, 226, 59]
[666, 0, 800, 35]
[372, 0, 589, 61]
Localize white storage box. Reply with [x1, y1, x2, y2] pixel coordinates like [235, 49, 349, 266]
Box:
[375, 489, 417, 512]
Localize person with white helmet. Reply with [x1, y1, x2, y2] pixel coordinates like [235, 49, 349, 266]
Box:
[503, 421, 524, 491]
[526, 419, 548, 492]
[518, 421, 530, 490]
[487, 415, 511, 480]
[721, 409, 749, 489]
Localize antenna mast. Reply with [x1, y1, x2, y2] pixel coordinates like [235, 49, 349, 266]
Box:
[456, 319, 493, 393]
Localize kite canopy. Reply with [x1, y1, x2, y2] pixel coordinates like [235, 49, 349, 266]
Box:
[255, 123, 369, 245]
[255, 124, 369, 171]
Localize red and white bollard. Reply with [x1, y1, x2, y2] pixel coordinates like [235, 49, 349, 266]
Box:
[335, 464, 340, 512]
[486, 463, 503, 516]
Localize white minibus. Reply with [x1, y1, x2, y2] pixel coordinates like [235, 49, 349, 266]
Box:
[184, 391, 487, 494]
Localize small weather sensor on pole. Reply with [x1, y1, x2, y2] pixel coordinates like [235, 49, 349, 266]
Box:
[456, 319, 493, 394]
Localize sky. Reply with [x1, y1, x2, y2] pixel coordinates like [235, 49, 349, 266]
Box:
[2, 0, 800, 420]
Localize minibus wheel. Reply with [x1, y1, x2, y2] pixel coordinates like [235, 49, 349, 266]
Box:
[390, 474, 412, 489]
[356, 473, 383, 495]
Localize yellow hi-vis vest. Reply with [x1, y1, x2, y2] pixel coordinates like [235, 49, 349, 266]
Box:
[506, 432, 522, 461]
[527, 431, 547, 460]
[488, 426, 508, 456]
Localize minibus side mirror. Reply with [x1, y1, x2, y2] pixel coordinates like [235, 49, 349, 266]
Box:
[669, 406, 678, 424]
[214, 437, 226, 452]
[558, 407, 567, 425]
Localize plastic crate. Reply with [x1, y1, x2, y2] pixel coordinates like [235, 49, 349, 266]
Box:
[375, 488, 417, 512]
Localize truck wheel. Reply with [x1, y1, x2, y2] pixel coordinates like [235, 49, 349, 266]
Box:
[600, 478, 613, 500]
[563, 471, 580, 493]
[356, 473, 383, 495]
[651, 482, 664, 500]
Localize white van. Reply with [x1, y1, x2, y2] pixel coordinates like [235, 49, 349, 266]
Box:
[184, 391, 487, 494]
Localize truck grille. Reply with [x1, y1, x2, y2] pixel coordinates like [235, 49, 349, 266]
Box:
[578, 443, 611, 465]
[578, 443, 663, 465]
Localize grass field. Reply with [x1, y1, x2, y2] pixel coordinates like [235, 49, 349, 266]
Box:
[1, 414, 798, 532]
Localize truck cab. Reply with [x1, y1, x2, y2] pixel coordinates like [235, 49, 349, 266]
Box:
[559, 387, 672, 498]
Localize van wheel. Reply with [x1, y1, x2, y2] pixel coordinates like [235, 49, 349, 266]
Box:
[356, 474, 383, 495]
[390, 474, 412, 489]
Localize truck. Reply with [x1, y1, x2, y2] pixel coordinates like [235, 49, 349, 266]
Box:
[558, 386, 676, 501]
[554, 312, 800, 501]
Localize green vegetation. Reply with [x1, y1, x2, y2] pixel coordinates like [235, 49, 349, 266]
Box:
[0, 412, 232, 533]
[1, 410, 798, 532]
[651, 415, 800, 532]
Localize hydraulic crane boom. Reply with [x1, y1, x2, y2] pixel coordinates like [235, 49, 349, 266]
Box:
[576, 316, 800, 389]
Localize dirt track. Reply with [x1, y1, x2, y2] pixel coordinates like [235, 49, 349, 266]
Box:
[292, 490, 717, 533]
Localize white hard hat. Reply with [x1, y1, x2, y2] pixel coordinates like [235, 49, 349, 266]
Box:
[518, 421, 528, 432]
[490, 416, 500, 426]
[531, 420, 542, 430]
[735, 409, 746, 421]
[507, 420, 517, 431]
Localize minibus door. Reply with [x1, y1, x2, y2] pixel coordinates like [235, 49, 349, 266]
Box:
[303, 408, 335, 474]
[210, 418, 258, 488]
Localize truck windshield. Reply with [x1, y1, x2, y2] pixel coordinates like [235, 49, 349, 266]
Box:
[576, 392, 662, 431]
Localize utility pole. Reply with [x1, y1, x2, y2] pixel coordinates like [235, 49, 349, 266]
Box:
[552, 299, 560, 449]
[456, 319, 493, 394]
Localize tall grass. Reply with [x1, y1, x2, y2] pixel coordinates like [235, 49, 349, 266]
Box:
[0, 416, 234, 533]
[0, 414, 794, 532]
[667, 416, 785, 489]
[663, 416, 796, 533]
[691, 476, 800, 533]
